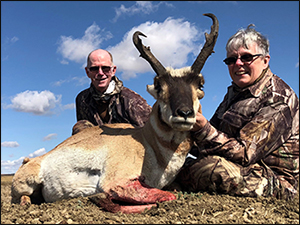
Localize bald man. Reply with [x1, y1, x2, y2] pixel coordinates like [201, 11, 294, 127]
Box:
[72, 49, 152, 135]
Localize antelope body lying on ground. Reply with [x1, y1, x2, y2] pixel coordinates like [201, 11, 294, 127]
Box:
[11, 13, 219, 214]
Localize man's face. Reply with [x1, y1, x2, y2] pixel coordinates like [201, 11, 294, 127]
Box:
[226, 43, 270, 88]
[85, 50, 116, 93]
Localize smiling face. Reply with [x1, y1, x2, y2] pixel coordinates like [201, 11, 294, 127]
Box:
[226, 42, 270, 88]
[85, 49, 117, 93]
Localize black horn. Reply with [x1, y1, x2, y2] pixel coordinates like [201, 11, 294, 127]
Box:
[133, 31, 167, 76]
[191, 13, 219, 74]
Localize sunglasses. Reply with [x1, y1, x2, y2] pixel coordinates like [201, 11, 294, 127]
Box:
[223, 54, 262, 65]
[88, 66, 113, 74]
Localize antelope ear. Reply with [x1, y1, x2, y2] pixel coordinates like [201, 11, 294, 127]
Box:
[197, 89, 205, 100]
[147, 84, 158, 99]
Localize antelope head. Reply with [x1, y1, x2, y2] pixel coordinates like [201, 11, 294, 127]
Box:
[133, 13, 219, 131]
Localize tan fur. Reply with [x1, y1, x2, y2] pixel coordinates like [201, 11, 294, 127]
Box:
[11, 72, 204, 205]
[11, 19, 217, 205]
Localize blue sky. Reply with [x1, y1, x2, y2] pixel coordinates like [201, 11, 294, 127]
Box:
[1, 1, 299, 174]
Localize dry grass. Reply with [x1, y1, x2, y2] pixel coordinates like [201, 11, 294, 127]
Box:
[1, 174, 299, 224]
[1, 175, 13, 185]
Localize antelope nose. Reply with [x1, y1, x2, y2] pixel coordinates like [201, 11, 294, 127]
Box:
[177, 109, 194, 120]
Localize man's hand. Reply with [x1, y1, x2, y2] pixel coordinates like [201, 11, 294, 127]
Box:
[191, 112, 207, 132]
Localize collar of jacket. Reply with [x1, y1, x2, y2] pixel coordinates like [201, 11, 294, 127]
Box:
[89, 76, 124, 103]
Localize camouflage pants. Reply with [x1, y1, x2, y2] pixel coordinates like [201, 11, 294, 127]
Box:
[173, 155, 297, 201]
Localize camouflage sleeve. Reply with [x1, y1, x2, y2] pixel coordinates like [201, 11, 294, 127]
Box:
[126, 93, 152, 127]
[75, 94, 84, 121]
[75, 92, 91, 122]
[192, 100, 297, 166]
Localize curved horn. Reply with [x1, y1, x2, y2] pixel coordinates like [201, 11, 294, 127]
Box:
[191, 13, 219, 74]
[133, 31, 167, 76]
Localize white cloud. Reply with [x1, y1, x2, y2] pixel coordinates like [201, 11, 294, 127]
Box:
[1, 141, 20, 148]
[52, 76, 89, 87]
[1, 148, 46, 174]
[2, 36, 20, 59]
[57, 22, 113, 66]
[3, 36, 19, 46]
[108, 17, 204, 80]
[112, 1, 174, 22]
[60, 59, 69, 65]
[43, 133, 58, 141]
[52, 80, 66, 87]
[10, 36, 19, 43]
[212, 95, 218, 102]
[61, 103, 75, 110]
[4, 90, 62, 115]
[55, 13, 208, 81]
[71, 76, 90, 86]
[28, 148, 47, 158]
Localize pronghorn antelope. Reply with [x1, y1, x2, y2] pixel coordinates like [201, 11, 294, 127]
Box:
[11, 13, 219, 214]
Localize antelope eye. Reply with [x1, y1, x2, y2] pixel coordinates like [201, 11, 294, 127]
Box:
[198, 83, 203, 91]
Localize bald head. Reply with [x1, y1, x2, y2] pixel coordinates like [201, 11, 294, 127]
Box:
[87, 49, 113, 67]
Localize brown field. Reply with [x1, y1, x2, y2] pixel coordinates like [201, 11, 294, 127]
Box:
[1, 174, 299, 224]
[1, 174, 13, 185]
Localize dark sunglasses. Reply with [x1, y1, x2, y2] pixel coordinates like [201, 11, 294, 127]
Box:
[88, 66, 112, 73]
[223, 54, 262, 65]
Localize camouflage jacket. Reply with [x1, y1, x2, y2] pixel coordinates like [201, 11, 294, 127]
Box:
[75, 76, 152, 127]
[192, 68, 299, 185]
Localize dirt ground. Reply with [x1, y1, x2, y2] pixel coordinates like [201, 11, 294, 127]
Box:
[1, 175, 299, 224]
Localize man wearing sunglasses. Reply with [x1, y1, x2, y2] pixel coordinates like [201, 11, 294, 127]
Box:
[171, 25, 299, 201]
[72, 49, 152, 135]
